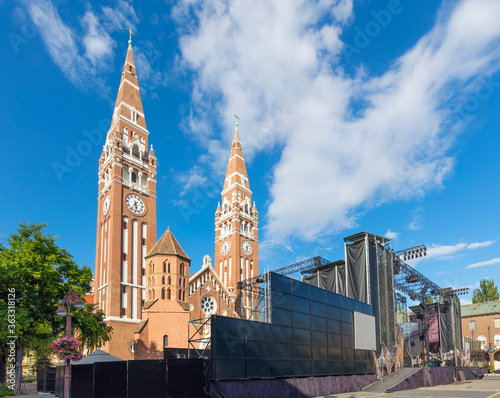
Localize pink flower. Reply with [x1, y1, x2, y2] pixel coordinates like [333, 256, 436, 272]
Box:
[51, 337, 83, 362]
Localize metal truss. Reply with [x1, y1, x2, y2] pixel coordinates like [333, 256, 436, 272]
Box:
[393, 258, 445, 302]
[235, 272, 271, 322]
[393, 244, 427, 260]
[394, 292, 408, 324]
[272, 256, 331, 276]
[187, 317, 212, 359]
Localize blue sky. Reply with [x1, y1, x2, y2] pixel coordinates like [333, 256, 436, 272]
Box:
[1, 0, 499, 305]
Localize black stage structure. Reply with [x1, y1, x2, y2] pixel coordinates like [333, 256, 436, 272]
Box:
[211, 272, 377, 380]
[228, 231, 467, 371]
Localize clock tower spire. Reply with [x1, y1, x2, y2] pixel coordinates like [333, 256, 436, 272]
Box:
[214, 122, 259, 298]
[94, 35, 157, 360]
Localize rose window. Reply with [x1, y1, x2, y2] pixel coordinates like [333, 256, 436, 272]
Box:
[201, 295, 217, 315]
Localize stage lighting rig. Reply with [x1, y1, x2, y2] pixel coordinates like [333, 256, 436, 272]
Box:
[394, 244, 427, 261]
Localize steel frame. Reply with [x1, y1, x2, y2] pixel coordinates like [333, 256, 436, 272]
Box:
[187, 317, 212, 359]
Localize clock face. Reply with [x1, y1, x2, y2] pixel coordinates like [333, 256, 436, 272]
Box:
[221, 241, 230, 255]
[102, 195, 110, 215]
[125, 194, 145, 215]
[242, 240, 252, 255]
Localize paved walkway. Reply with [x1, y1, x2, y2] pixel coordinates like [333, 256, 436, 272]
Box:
[12, 375, 500, 398]
[316, 374, 500, 398]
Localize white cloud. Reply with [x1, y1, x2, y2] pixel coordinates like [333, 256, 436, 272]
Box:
[467, 240, 496, 249]
[466, 257, 500, 269]
[81, 11, 115, 68]
[427, 243, 468, 258]
[22, 0, 92, 88]
[133, 41, 169, 98]
[176, 166, 209, 196]
[175, 0, 500, 243]
[406, 239, 495, 265]
[408, 207, 424, 231]
[385, 230, 398, 240]
[20, 0, 148, 94]
[460, 298, 472, 305]
[101, 0, 139, 31]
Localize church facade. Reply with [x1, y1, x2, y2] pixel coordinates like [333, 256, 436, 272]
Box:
[94, 38, 259, 360]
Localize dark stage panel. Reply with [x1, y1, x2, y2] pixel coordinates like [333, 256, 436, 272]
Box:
[128, 360, 166, 398]
[211, 272, 375, 380]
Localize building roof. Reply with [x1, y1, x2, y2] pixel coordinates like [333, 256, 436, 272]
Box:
[143, 299, 158, 310]
[72, 349, 123, 365]
[134, 319, 148, 333]
[461, 301, 500, 317]
[176, 300, 191, 311]
[145, 227, 190, 260]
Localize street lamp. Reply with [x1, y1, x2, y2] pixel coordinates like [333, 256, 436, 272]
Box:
[56, 287, 85, 398]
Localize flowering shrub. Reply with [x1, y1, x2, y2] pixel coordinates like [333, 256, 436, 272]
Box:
[51, 336, 83, 362]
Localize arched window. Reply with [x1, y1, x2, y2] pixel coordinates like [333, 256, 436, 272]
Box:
[132, 145, 139, 157]
[478, 335, 487, 349]
[179, 278, 181, 286]
[161, 288, 165, 299]
[131, 172, 137, 183]
[179, 290, 182, 300]
[183, 279, 186, 287]
[167, 288, 171, 300]
[183, 291, 185, 301]
[163, 335, 168, 348]
[152, 289, 155, 299]
[163, 261, 166, 273]
[180, 264, 184, 276]
[162, 276, 165, 284]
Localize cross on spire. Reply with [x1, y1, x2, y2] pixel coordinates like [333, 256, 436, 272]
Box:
[125, 27, 135, 49]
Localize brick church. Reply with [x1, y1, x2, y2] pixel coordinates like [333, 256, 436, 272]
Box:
[94, 37, 259, 360]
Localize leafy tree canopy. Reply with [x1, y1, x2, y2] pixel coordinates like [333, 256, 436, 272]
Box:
[0, 222, 111, 383]
[472, 278, 500, 303]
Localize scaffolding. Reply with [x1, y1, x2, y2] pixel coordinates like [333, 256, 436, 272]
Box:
[235, 270, 271, 322]
[187, 317, 212, 359]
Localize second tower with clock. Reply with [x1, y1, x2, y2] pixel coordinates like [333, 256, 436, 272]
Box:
[214, 123, 259, 296]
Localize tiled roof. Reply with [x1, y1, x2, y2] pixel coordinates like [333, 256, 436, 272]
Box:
[134, 319, 148, 333]
[461, 301, 500, 317]
[176, 300, 191, 311]
[145, 227, 190, 260]
[143, 299, 158, 310]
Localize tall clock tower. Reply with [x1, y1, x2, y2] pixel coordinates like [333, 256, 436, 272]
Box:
[214, 123, 259, 295]
[94, 36, 157, 360]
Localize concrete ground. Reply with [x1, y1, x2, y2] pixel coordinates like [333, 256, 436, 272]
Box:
[317, 373, 500, 398]
[12, 374, 500, 398]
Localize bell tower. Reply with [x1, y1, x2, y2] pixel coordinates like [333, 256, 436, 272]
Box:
[94, 34, 157, 360]
[214, 122, 259, 295]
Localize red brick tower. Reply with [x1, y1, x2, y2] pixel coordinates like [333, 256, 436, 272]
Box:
[94, 35, 157, 360]
[214, 123, 259, 296]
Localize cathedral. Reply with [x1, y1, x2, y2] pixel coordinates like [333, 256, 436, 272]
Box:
[94, 37, 259, 360]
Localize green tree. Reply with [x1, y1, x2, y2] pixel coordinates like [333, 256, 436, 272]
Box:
[472, 278, 500, 303]
[0, 222, 112, 393]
